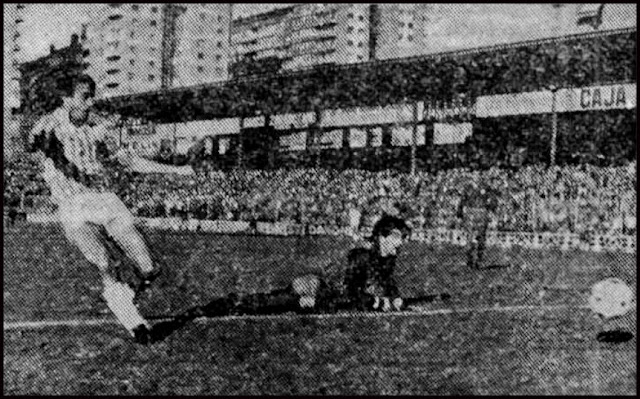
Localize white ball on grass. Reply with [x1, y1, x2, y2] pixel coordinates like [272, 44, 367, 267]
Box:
[589, 278, 635, 319]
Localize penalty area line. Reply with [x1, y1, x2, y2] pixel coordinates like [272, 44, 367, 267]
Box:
[3, 304, 589, 331]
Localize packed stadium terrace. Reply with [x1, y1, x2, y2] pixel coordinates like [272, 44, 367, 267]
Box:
[4, 155, 636, 237]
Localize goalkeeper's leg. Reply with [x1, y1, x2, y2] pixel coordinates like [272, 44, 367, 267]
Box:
[62, 221, 150, 342]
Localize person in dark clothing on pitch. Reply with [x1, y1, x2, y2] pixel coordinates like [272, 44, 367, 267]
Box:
[343, 214, 412, 311]
[178, 216, 413, 322]
[458, 177, 501, 269]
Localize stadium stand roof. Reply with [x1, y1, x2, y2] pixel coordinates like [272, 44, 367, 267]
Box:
[93, 27, 635, 124]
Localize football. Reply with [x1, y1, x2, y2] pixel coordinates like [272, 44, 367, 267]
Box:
[588, 278, 635, 319]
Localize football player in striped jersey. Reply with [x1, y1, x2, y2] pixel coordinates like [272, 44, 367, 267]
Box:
[28, 74, 193, 344]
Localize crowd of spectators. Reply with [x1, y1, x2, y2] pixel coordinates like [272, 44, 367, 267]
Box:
[3, 157, 49, 210]
[117, 161, 636, 237]
[4, 152, 635, 237]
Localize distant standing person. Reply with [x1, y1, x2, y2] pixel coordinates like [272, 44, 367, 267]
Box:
[458, 177, 501, 269]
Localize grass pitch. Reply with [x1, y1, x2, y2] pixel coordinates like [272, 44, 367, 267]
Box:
[3, 223, 636, 395]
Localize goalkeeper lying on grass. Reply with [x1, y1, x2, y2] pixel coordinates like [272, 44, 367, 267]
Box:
[171, 215, 450, 327]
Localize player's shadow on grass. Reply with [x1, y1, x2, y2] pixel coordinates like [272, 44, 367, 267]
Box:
[146, 296, 236, 343]
[147, 309, 200, 344]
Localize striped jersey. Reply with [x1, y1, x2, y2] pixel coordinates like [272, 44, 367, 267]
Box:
[30, 107, 111, 205]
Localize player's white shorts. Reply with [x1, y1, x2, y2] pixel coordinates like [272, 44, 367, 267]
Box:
[58, 192, 135, 230]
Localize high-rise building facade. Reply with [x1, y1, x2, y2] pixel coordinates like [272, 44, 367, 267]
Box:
[84, 3, 165, 98]
[230, 3, 370, 74]
[230, 6, 292, 73]
[4, 4, 22, 109]
[171, 3, 232, 87]
[372, 4, 429, 60]
[283, 3, 370, 69]
[4, 4, 25, 156]
[83, 3, 232, 97]
[381, 3, 636, 58]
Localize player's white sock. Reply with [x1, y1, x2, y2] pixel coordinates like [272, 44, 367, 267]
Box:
[392, 297, 404, 311]
[299, 296, 316, 308]
[102, 279, 149, 335]
[382, 297, 392, 312]
[372, 296, 381, 310]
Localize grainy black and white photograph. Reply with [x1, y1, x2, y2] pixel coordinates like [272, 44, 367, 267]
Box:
[3, 2, 637, 395]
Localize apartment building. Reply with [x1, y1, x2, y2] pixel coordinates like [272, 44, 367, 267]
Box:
[230, 6, 292, 67]
[372, 4, 429, 60]
[83, 3, 232, 97]
[385, 3, 636, 57]
[4, 4, 22, 110]
[171, 3, 232, 87]
[83, 3, 165, 98]
[230, 3, 370, 73]
[4, 4, 23, 155]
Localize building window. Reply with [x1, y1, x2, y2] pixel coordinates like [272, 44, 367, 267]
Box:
[217, 28, 223, 34]
[151, 6, 158, 13]
[149, 61, 155, 67]
[347, 40, 353, 46]
[150, 20, 156, 27]
[130, 59, 135, 65]
[218, 15, 223, 22]
[347, 12, 353, 18]
[358, 15, 364, 21]
[130, 31, 135, 39]
[128, 72, 134, 80]
[197, 52, 204, 59]
[357, 55, 364, 60]
[217, 41, 222, 48]
[106, 83, 119, 89]
[197, 66, 204, 73]
[357, 42, 363, 47]
[215, 54, 222, 61]
[408, 22, 414, 28]
[148, 75, 155, 81]
[132, 4, 139, 11]
[408, 35, 413, 42]
[347, 26, 353, 33]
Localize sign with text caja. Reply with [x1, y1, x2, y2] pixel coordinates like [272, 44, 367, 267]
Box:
[556, 83, 636, 113]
